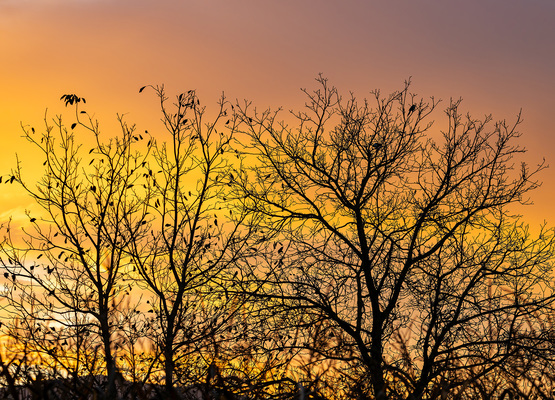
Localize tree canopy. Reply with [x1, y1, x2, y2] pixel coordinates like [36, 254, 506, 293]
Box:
[1, 77, 554, 400]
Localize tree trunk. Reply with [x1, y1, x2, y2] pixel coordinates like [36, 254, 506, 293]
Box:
[100, 310, 118, 400]
[369, 317, 388, 400]
[164, 330, 176, 399]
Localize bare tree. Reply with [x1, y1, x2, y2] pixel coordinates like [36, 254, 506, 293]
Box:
[0, 96, 151, 400]
[0, 89, 300, 400]
[2, 79, 554, 400]
[127, 86, 256, 397]
[230, 76, 555, 399]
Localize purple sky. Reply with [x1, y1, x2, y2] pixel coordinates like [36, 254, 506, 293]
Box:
[1, 0, 554, 224]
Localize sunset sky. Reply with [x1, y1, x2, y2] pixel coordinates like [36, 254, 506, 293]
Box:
[1, 0, 554, 227]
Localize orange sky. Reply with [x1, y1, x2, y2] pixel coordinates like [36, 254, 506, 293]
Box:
[1, 0, 554, 226]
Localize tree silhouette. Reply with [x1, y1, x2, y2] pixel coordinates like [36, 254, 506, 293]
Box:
[230, 76, 555, 399]
[0, 100, 151, 400]
[0, 89, 297, 400]
[1, 79, 555, 400]
[126, 86, 257, 397]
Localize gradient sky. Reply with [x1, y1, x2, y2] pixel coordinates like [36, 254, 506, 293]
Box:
[1, 0, 554, 226]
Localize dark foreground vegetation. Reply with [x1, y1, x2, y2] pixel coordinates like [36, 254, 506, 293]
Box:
[1, 77, 554, 399]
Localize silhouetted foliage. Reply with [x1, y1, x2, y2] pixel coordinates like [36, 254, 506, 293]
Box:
[1, 78, 555, 400]
[0, 102, 151, 399]
[229, 76, 555, 399]
[126, 85, 256, 395]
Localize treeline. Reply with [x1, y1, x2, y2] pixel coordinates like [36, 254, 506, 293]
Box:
[1, 78, 555, 400]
